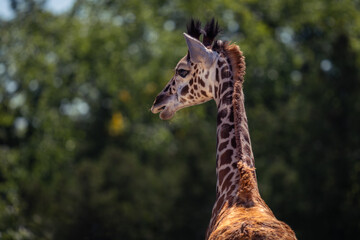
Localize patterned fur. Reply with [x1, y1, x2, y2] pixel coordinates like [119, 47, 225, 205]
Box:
[151, 19, 297, 240]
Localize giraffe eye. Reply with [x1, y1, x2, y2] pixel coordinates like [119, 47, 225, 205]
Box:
[177, 69, 189, 78]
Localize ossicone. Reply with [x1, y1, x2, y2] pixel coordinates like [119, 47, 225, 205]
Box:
[186, 18, 202, 40]
[186, 18, 221, 47]
[203, 18, 221, 47]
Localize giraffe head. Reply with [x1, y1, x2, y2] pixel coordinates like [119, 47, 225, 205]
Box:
[151, 19, 221, 120]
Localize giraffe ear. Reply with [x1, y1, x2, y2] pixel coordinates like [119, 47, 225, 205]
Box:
[183, 33, 216, 67]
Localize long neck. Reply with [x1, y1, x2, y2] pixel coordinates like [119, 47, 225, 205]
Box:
[210, 54, 257, 218]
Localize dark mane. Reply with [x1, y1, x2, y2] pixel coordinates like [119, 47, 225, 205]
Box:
[186, 19, 202, 40]
[203, 18, 221, 47]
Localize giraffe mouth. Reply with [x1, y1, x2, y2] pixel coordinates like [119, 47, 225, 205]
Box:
[151, 93, 177, 120]
[151, 104, 166, 114]
[158, 106, 166, 111]
[159, 107, 175, 120]
[151, 104, 175, 120]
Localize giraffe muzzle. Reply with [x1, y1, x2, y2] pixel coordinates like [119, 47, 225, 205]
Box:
[151, 105, 166, 114]
[151, 96, 176, 120]
[151, 93, 173, 113]
[151, 104, 175, 120]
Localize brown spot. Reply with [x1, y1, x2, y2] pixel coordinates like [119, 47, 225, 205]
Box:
[238, 145, 243, 158]
[181, 85, 189, 95]
[221, 66, 231, 78]
[218, 59, 225, 68]
[189, 78, 193, 85]
[205, 71, 209, 79]
[172, 81, 175, 85]
[243, 119, 248, 129]
[198, 78, 205, 87]
[222, 91, 233, 105]
[226, 185, 236, 197]
[231, 137, 236, 148]
[220, 124, 232, 138]
[228, 196, 236, 207]
[244, 144, 251, 156]
[244, 156, 252, 167]
[220, 149, 233, 165]
[194, 85, 198, 90]
[190, 89, 194, 94]
[213, 194, 225, 215]
[240, 126, 250, 143]
[221, 81, 233, 94]
[214, 86, 218, 98]
[217, 108, 227, 124]
[222, 172, 234, 191]
[201, 90, 208, 97]
[218, 140, 229, 151]
[194, 64, 198, 69]
[232, 162, 238, 169]
[243, 131, 250, 144]
[216, 68, 219, 82]
[218, 167, 230, 185]
[229, 109, 234, 122]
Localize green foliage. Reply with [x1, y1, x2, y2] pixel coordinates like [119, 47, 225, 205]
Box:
[0, 0, 360, 239]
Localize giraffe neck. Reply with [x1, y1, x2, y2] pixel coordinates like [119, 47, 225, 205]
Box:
[207, 53, 258, 235]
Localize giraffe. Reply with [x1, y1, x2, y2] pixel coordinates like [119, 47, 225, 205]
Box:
[151, 19, 297, 240]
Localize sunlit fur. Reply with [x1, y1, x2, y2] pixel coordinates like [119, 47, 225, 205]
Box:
[208, 162, 295, 240]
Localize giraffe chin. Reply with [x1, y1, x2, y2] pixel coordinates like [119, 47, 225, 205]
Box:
[159, 108, 175, 120]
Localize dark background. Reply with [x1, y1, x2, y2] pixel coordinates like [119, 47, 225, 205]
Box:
[1, 0, 360, 239]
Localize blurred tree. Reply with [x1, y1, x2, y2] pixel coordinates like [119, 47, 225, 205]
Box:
[0, 0, 359, 239]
